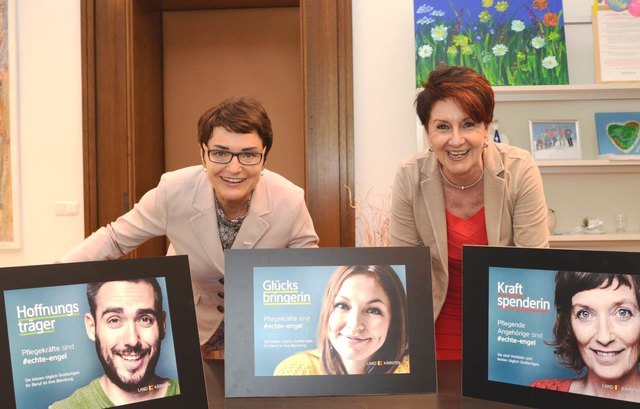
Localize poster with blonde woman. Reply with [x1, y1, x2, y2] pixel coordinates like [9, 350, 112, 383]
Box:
[223, 247, 436, 397]
[272, 265, 410, 376]
[252, 264, 408, 376]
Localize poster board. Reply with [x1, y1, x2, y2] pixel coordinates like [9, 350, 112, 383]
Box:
[463, 245, 640, 409]
[593, 5, 640, 83]
[0, 256, 207, 409]
[224, 247, 436, 397]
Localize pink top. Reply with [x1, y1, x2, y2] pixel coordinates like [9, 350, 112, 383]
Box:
[435, 207, 488, 360]
[530, 378, 573, 392]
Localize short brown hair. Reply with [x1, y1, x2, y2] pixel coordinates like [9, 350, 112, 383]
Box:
[415, 65, 494, 127]
[197, 97, 273, 159]
[86, 278, 163, 319]
[550, 271, 640, 372]
[316, 265, 408, 374]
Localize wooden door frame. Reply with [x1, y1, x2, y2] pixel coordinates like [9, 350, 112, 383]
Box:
[80, 0, 354, 251]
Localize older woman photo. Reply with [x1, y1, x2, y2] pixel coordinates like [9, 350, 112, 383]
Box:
[60, 97, 319, 358]
[390, 66, 549, 360]
[531, 271, 640, 402]
[273, 265, 409, 375]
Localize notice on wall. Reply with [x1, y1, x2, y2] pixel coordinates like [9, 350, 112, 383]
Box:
[594, 8, 640, 82]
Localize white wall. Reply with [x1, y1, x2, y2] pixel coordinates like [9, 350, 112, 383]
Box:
[352, 0, 417, 246]
[0, 0, 84, 266]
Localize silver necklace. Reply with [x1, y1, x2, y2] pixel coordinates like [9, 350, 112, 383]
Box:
[439, 166, 484, 191]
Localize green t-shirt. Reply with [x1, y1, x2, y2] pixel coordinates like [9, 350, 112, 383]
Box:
[49, 377, 180, 409]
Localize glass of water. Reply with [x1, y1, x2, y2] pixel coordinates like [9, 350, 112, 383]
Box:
[615, 214, 629, 233]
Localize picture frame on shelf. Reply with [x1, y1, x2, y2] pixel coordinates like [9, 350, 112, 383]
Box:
[594, 111, 640, 159]
[529, 120, 581, 160]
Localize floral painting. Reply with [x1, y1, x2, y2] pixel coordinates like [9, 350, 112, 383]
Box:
[414, 0, 569, 86]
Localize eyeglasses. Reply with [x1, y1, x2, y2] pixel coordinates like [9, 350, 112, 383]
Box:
[207, 149, 265, 165]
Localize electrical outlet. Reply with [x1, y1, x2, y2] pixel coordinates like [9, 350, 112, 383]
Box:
[55, 201, 79, 216]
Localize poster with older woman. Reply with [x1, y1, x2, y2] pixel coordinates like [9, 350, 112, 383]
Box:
[488, 266, 640, 403]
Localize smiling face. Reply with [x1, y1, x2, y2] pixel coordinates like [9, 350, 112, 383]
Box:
[571, 279, 640, 383]
[327, 274, 392, 373]
[426, 98, 489, 185]
[85, 281, 165, 392]
[202, 126, 264, 217]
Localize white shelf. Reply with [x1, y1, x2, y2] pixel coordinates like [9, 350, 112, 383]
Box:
[549, 233, 640, 251]
[537, 160, 640, 174]
[494, 83, 640, 102]
[550, 233, 640, 242]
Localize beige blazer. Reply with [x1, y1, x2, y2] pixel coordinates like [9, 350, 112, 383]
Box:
[390, 142, 549, 319]
[60, 166, 319, 344]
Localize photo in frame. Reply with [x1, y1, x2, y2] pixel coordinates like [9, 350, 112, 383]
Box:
[0, 0, 21, 249]
[463, 245, 640, 409]
[594, 111, 640, 158]
[224, 247, 436, 398]
[0, 256, 208, 409]
[529, 120, 581, 160]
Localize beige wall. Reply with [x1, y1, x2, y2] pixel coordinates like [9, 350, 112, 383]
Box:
[162, 7, 304, 188]
[0, 0, 84, 267]
[352, 0, 417, 245]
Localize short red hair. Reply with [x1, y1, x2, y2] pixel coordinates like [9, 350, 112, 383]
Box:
[416, 66, 494, 127]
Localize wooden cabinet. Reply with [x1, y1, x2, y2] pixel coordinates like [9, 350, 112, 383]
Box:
[81, 0, 355, 252]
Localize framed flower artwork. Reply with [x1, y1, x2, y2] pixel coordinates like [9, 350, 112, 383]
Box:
[413, 0, 569, 87]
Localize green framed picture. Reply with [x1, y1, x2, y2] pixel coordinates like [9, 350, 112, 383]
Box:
[414, 1, 569, 87]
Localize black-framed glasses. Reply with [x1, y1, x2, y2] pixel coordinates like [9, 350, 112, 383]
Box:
[207, 149, 265, 165]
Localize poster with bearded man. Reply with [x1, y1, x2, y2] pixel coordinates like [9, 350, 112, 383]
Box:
[4, 278, 180, 409]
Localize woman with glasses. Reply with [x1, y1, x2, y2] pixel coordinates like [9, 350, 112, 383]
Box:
[61, 97, 319, 358]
